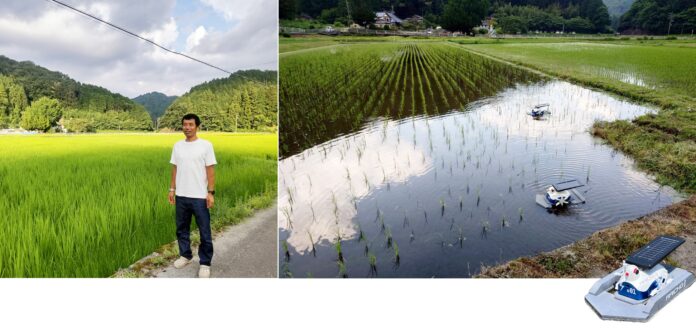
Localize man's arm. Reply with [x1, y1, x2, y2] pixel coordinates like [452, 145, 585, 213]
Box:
[206, 165, 215, 208]
[168, 165, 177, 205]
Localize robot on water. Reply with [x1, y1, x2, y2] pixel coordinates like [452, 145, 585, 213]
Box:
[535, 179, 586, 209]
[528, 103, 550, 119]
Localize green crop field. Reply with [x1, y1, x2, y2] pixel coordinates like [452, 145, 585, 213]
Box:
[0, 132, 277, 277]
[279, 35, 439, 54]
[456, 41, 696, 108]
[279, 42, 539, 156]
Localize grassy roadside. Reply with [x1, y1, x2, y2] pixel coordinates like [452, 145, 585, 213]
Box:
[455, 41, 696, 193]
[112, 187, 276, 278]
[477, 196, 696, 278]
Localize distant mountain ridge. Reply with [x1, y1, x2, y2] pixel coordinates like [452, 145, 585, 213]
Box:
[132, 91, 178, 124]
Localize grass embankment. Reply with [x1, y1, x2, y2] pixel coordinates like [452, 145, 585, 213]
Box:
[478, 196, 696, 278]
[456, 41, 696, 193]
[0, 133, 277, 277]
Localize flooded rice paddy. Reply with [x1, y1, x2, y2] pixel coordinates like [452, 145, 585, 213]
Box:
[279, 44, 680, 278]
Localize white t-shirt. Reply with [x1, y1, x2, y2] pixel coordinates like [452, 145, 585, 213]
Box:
[170, 138, 217, 199]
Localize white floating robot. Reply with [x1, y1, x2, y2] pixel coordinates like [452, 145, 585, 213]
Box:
[535, 179, 586, 209]
[528, 103, 550, 119]
[586, 235, 695, 322]
[614, 261, 669, 302]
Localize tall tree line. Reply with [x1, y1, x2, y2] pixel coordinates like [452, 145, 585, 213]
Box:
[280, 0, 612, 33]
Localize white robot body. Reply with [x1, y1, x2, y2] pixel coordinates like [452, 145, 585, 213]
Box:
[614, 261, 670, 301]
[545, 186, 572, 207]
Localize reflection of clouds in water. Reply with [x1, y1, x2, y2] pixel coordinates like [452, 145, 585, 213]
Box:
[476, 81, 655, 140]
[279, 119, 432, 254]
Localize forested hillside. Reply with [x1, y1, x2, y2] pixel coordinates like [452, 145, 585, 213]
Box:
[159, 70, 277, 132]
[619, 0, 695, 34]
[0, 55, 151, 131]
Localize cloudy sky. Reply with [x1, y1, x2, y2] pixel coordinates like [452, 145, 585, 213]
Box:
[0, 0, 277, 98]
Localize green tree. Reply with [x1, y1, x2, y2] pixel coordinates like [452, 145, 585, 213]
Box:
[280, 0, 297, 20]
[566, 17, 595, 33]
[498, 15, 528, 33]
[20, 97, 62, 131]
[9, 84, 28, 126]
[0, 75, 29, 128]
[350, 0, 375, 25]
[63, 117, 95, 133]
[442, 0, 490, 32]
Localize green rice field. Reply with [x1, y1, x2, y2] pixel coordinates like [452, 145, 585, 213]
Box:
[0, 132, 277, 277]
[456, 41, 696, 108]
[279, 42, 540, 156]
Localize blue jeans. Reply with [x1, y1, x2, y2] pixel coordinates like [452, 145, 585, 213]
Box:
[175, 196, 213, 266]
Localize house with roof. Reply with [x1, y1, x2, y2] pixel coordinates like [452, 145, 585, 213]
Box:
[374, 11, 402, 29]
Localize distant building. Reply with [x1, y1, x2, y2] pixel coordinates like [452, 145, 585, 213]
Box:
[475, 16, 497, 36]
[405, 15, 424, 25]
[480, 17, 495, 30]
[374, 11, 402, 28]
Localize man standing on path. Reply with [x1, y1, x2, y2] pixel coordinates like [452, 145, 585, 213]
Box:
[168, 113, 217, 278]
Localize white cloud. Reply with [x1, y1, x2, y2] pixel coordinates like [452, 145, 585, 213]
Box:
[185, 25, 207, 52]
[0, 0, 277, 98]
[199, 0, 274, 22]
[142, 17, 179, 49]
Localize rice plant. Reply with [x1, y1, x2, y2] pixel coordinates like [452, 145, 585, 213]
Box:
[335, 238, 344, 263]
[307, 232, 316, 257]
[368, 252, 377, 276]
[392, 241, 400, 267]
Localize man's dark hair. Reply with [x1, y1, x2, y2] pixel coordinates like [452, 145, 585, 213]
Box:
[182, 113, 201, 127]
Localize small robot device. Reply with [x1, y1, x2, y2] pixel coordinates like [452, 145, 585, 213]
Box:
[528, 103, 550, 119]
[535, 179, 586, 209]
[585, 235, 694, 321]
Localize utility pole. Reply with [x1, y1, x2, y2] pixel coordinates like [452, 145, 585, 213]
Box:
[667, 13, 674, 35]
[345, 0, 352, 24]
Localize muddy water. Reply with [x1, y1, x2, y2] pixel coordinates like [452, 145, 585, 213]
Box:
[279, 80, 681, 278]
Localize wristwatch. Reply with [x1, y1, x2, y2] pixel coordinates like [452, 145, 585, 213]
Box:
[169, 188, 175, 192]
[208, 190, 215, 195]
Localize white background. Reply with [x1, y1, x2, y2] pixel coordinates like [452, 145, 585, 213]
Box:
[0, 279, 693, 328]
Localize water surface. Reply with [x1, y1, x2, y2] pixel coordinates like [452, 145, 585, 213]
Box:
[279, 80, 679, 278]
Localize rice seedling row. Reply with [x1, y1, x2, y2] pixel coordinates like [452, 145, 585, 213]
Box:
[279, 43, 540, 157]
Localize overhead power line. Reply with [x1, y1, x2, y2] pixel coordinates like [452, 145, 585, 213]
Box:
[45, 0, 275, 76]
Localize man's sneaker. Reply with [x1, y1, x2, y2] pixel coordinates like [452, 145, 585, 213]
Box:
[198, 265, 211, 278]
[173, 256, 192, 269]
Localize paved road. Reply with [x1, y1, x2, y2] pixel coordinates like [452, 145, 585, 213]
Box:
[155, 203, 277, 278]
